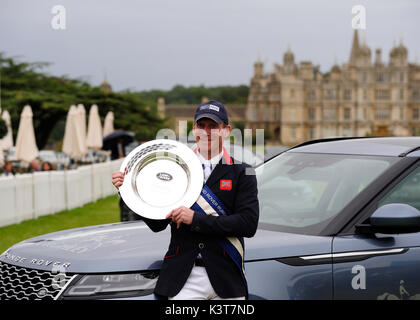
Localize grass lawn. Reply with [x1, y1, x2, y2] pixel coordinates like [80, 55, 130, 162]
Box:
[0, 195, 120, 254]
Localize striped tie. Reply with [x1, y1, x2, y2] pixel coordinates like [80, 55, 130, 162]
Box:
[202, 163, 212, 182]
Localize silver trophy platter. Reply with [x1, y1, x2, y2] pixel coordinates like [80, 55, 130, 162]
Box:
[119, 139, 204, 219]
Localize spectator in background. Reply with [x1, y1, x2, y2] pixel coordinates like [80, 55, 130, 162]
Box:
[2, 161, 15, 176]
[111, 138, 126, 160]
[27, 158, 41, 173]
[41, 161, 53, 171]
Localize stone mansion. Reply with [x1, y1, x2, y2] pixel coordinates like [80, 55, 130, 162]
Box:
[245, 30, 420, 145]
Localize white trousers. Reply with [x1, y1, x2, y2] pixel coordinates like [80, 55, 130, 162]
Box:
[169, 265, 245, 300]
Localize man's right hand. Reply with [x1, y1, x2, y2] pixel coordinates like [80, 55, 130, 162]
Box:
[112, 171, 125, 189]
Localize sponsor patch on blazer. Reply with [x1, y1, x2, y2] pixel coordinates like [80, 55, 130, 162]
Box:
[220, 179, 232, 190]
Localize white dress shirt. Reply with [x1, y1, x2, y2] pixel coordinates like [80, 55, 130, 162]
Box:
[194, 149, 224, 260]
[195, 149, 224, 183]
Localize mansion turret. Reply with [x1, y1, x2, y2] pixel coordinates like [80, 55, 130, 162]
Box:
[246, 30, 420, 145]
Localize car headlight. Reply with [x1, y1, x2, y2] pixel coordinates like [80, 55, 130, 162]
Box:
[63, 271, 159, 299]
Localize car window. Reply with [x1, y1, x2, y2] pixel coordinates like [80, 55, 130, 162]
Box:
[256, 152, 398, 235]
[378, 166, 420, 210]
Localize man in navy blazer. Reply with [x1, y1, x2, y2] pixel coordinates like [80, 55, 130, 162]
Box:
[112, 100, 259, 299]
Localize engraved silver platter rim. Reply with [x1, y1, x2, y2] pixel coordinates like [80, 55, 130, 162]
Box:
[119, 139, 204, 220]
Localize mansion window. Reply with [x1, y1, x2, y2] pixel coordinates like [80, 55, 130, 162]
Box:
[249, 106, 258, 121]
[290, 127, 296, 140]
[307, 90, 316, 101]
[308, 108, 315, 121]
[290, 89, 295, 99]
[323, 108, 337, 121]
[375, 89, 390, 100]
[274, 106, 280, 121]
[323, 127, 336, 138]
[344, 108, 351, 120]
[361, 72, 367, 83]
[308, 127, 315, 140]
[414, 108, 419, 120]
[344, 89, 352, 101]
[376, 72, 385, 82]
[342, 127, 352, 137]
[413, 89, 420, 101]
[324, 89, 337, 100]
[375, 108, 390, 121]
[289, 107, 296, 121]
[263, 106, 270, 121]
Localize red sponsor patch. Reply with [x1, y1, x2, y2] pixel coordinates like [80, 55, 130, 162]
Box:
[220, 179, 232, 191]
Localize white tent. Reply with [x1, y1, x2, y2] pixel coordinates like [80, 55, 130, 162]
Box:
[62, 105, 88, 159]
[0, 109, 13, 151]
[0, 107, 3, 167]
[0, 106, 2, 167]
[77, 104, 88, 156]
[62, 105, 76, 157]
[103, 111, 114, 137]
[86, 104, 103, 149]
[15, 105, 39, 163]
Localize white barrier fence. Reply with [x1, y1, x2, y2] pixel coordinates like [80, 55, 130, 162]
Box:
[0, 159, 123, 227]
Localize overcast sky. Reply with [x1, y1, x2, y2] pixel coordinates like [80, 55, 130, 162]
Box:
[1, 0, 419, 92]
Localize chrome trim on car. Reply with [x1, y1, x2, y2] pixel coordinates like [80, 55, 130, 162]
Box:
[53, 275, 78, 300]
[276, 248, 408, 266]
[302, 248, 406, 260]
[0, 262, 75, 300]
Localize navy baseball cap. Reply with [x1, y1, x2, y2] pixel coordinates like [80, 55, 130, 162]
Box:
[194, 100, 229, 125]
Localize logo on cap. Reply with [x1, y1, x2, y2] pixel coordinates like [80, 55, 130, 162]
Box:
[200, 104, 220, 112]
[209, 104, 220, 112]
[195, 100, 229, 124]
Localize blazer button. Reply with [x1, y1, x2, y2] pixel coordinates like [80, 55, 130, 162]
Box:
[198, 243, 204, 249]
[194, 226, 200, 232]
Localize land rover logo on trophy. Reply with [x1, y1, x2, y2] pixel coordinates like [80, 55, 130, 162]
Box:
[156, 172, 173, 181]
[119, 139, 204, 220]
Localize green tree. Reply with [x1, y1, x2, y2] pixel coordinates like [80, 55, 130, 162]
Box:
[0, 53, 167, 149]
[137, 84, 249, 107]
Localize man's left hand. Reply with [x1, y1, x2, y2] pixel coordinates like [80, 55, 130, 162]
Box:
[166, 206, 195, 229]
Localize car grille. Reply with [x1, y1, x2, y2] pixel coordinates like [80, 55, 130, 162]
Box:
[0, 262, 75, 300]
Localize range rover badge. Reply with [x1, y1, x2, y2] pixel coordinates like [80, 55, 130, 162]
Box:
[156, 172, 173, 181]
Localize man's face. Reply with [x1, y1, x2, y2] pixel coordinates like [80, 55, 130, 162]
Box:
[31, 160, 40, 170]
[193, 118, 230, 157]
[4, 163, 12, 172]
